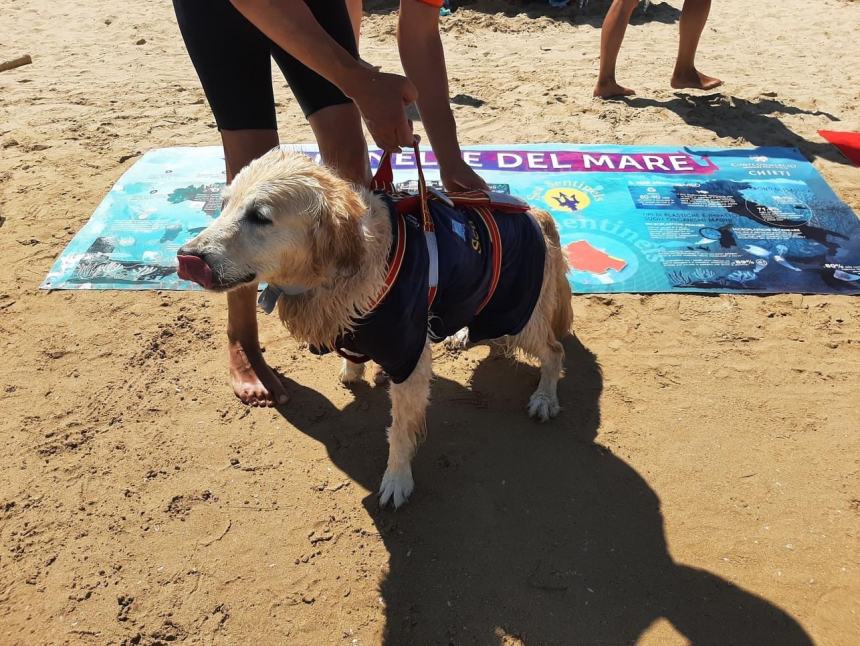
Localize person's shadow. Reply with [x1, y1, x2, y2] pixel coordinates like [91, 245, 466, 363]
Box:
[278, 336, 812, 645]
[624, 93, 848, 166]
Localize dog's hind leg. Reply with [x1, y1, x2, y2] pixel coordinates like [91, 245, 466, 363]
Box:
[379, 341, 432, 508]
[515, 209, 571, 421]
[339, 359, 366, 384]
[513, 286, 570, 422]
[517, 334, 564, 422]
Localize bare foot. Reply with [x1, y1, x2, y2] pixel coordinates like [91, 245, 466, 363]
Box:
[228, 341, 289, 407]
[671, 68, 723, 91]
[594, 80, 636, 99]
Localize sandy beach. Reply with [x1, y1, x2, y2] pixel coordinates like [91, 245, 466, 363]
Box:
[1, 0, 859, 643]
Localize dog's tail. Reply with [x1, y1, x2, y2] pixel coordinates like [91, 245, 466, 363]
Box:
[532, 209, 573, 340]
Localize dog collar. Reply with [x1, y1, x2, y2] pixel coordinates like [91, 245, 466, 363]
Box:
[258, 283, 309, 314]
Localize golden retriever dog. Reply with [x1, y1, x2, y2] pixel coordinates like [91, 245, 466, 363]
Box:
[178, 149, 572, 507]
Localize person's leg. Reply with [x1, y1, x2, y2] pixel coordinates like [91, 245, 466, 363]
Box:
[670, 0, 722, 90]
[221, 129, 290, 407]
[594, 0, 640, 99]
[174, 0, 288, 407]
[346, 0, 362, 46]
[309, 104, 371, 186]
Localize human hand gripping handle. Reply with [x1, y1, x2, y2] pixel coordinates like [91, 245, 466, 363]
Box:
[349, 71, 418, 153]
[440, 157, 489, 192]
[372, 136, 488, 198]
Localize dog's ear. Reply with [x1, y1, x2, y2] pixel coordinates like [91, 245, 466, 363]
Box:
[312, 183, 366, 277]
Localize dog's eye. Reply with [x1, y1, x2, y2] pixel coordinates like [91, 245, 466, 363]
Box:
[246, 207, 272, 226]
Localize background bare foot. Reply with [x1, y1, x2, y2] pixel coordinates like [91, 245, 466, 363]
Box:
[671, 68, 723, 91]
[594, 80, 636, 99]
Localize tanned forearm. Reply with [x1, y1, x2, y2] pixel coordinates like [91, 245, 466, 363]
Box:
[397, 2, 461, 165]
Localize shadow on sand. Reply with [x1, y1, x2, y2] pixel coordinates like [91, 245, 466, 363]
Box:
[623, 93, 846, 166]
[278, 336, 812, 644]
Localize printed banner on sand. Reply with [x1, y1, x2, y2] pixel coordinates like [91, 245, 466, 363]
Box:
[42, 145, 860, 294]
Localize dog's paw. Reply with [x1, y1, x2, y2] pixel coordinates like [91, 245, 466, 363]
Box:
[339, 360, 365, 385]
[443, 327, 470, 351]
[379, 466, 414, 508]
[528, 391, 561, 422]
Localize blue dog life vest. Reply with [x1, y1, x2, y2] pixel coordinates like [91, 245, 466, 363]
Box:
[312, 192, 546, 383]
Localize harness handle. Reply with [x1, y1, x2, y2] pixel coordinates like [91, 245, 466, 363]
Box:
[411, 140, 432, 233]
[370, 137, 433, 233]
[370, 150, 395, 192]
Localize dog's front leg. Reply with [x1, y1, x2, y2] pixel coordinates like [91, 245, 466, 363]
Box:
[339, 359, 365, 384]
[443, 327, 470, 351]
[340, 359, 390, 387]
[379, 342, 432, 508]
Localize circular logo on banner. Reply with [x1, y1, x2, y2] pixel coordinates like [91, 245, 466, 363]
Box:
[544, 187, 592, 213]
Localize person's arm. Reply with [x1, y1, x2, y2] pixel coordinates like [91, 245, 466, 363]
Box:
[230, 0, 416, 151]
[397, 1, 488, 191]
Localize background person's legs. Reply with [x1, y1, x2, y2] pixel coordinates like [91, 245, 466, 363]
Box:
[671, 0, 722, 90]
[594, 0, 640, 99]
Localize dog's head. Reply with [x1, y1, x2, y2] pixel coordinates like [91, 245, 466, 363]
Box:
[177, 149, 366, 292]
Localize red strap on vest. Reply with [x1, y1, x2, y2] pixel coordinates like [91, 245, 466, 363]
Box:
[368, 212, 407, 310]
[473, 206, 503, 315]
[370, 150, 395, 193]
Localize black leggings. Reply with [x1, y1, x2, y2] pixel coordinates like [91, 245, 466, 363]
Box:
[173, 0, 358, 129]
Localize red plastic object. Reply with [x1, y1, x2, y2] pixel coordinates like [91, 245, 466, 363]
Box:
[819, 130, 860, 166]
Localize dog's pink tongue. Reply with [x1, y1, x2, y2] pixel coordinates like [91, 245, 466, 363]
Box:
[177, 254, 214, 288]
